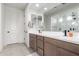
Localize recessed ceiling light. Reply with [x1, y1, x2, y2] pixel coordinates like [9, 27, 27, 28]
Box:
[67, 16, 72, 21]
[61, 3, 66, 5]
[44, 7, 47, 10]
[59, 18, 63, 22]
[35, 4, 39, 7]
[54, 7, 57, 8]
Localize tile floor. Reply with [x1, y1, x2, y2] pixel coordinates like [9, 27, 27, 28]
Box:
[0, 43, 39, 56]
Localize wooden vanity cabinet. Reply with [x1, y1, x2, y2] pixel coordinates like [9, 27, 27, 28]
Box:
[29, 33, 79, 56]
[58, 48, 77, 56]
[44, 42, 57, 56]
[44, 37, 77, 56]
[37, 35, 44, 56]
[44, 37, 59, 56]
[37, 48, 43, 56]
[29, 34, 37, 51]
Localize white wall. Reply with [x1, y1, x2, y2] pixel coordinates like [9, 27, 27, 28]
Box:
[24, 6, 29, 47]
[24, 4, 44, 47]
[0, 3, 3, 52]
[3, 5, 24, 46]
[1, 4, 6, 47]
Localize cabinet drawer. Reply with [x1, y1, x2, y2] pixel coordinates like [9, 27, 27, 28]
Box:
[63, 42, 79, 55]
[44, 37, 79, 55]
[37, 48, 43, 56]
[58, 48, 77, 56]
[37, 39, 43, 49]
[44, 42, 57, 56]
[29, 34, 36, 51]
[30, 39, 36, 51]
[29, 34, 36, 38]
[37, 35, 43, 41]
[44, 37, 57, 45]
[44, 37, 67, 48]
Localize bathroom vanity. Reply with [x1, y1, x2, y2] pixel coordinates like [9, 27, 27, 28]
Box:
[28, 3, 79, 56]
[29, 32, 79, 56]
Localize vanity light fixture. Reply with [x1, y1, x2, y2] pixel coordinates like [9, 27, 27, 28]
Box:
[35, 4, 39, 7]
[59, 18, 63, 22]
[44, 7, 47, 10]
[67, 16, 72, 21]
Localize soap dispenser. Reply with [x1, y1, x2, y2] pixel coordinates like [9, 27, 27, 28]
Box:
[67, 30, 73, 37]
[64, 30, 67, 36]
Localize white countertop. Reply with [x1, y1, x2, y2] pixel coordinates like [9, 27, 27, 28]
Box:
[29, 31, 79, 44]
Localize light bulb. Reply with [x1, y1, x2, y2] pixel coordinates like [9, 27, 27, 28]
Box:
[67, 16, 72, 21]
[59, 18, 63, 22]
[35, 4, 39, 7]
[44, 8, 47, 10]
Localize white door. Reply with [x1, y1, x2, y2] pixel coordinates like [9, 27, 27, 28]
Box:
[4, 6, 24, 46]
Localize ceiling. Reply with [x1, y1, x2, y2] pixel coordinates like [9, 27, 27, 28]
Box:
[4, 3, 78, 15]
[29, 3, 61, 13]
[4, 3, 28, 10]
[4, 3, 62, 13]
[44, 3, 79, 16]
[4, 3, 69, 14]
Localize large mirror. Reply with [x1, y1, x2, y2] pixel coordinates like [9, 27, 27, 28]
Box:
[44, 7, 79, 32]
